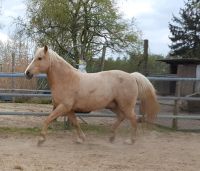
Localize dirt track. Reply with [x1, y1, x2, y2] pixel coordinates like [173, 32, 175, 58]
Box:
[0, 102, 200, 171]
[0, 130, 200, 171]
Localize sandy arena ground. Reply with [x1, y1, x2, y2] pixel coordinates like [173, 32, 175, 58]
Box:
[0, 130, 200, 171]
[0, 102, 200, 171]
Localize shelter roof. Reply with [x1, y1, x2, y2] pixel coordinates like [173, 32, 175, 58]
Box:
[157, 58, 200, 65]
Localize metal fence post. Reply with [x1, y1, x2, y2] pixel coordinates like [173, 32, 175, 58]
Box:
[11, 53, 15, 102]
[143, 39, 148, 76]
[172, 81, 181, 129]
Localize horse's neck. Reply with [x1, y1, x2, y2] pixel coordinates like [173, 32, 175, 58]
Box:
[47, 57, 75, 90]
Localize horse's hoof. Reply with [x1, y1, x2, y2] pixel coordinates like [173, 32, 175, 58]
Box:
[37, 136, 46, 146]
[80, 133, 86, 141]
[109, 136, 115, 143]
[124, 139, 135, 145]
[75, 137, 84, 144]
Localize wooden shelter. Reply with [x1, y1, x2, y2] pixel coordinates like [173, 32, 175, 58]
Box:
[157, 58, 200, 96]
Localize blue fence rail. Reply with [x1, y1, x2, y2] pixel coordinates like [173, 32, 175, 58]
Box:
[0, 73, 200, 129]
[1, 72, 200, 80]
[0, 73, 46, 78]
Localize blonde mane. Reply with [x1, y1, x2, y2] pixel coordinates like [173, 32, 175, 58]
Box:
[48, 49, 74, 71]
[48, 49, 64, 63]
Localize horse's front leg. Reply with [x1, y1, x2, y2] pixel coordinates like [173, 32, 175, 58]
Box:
[38, 104, 67, 146]
[68, 112, 85, 144]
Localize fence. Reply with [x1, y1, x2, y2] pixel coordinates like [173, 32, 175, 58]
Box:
[0, 73, 200, 130]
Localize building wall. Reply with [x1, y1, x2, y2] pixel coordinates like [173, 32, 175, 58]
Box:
[153, 74, 176, 95]
[177, 65, 196, 96]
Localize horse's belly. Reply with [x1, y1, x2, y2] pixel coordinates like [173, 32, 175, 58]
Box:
[74, 95, 112, 112]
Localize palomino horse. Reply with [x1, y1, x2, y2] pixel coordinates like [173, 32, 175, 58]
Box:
[25, 46, 159, 145]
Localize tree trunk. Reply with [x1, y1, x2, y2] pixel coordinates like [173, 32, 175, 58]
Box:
[100, 45, 106, 71]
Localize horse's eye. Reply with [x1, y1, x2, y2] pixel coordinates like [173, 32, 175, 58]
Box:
[38, 57, 42, 61]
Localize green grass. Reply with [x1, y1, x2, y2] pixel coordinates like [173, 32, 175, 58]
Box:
[0, 127, 40, 135]
[0, 122, 118, 135]
[0, 122, 194, 136]
[0, 121, 65, 135]
[154, 123, 200, 133]
[80, 123, 111, 134]
[153, 124, 177, 132]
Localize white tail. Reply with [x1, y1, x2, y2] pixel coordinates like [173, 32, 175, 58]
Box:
[131, 72, 159, 121]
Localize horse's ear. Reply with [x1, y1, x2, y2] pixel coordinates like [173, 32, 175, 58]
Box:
[44, 45, 48, 54]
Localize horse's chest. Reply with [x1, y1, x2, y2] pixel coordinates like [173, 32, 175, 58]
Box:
[51, 89, 74, 106]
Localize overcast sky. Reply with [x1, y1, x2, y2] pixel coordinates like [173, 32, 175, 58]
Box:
[0, 0, 185, 56]
[118, 0, 185, 55]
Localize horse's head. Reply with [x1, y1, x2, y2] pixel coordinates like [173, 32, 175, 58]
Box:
[25, 45, 50, 79]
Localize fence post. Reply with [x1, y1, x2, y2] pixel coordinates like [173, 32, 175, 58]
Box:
[11, 52, 15, 102]
[172, 81, 181, 129]
[11, 52, 15, 87]
[143, 39, 148, 76]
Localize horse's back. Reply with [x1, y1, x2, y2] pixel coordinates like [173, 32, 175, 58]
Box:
[76, 70, 138, 108]
[79, 70, 136, 91]
[101, 70, 138, 103]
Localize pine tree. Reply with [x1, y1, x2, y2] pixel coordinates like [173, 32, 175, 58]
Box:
[169, 0, 200, 58]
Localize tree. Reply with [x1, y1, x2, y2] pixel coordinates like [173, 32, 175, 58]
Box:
[89, 53, 168, 74]
[0, 30, 38, 90]
[169, 0, 200, 58]
[16, 0, 141, 66]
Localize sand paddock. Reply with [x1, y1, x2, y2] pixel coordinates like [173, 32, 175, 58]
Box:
[0, 103, 200, 171]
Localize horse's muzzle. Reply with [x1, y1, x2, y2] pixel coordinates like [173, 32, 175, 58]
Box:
[25, 71, 33, 80]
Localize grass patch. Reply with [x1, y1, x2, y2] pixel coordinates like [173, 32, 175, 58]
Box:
[0, 127, 40, 135]
[0, 122, 110, 135]
[153, 124, 177, 132]
[0, 123, 113, 135]
[153, 124, 200, 133]
[0, 122, 184, 136]
[0, 122, 66, 135]
[80, 123, 111, 134]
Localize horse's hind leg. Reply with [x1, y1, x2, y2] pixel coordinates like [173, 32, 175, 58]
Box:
[109, 108, 125, 143]
[124, 111, 137, 145]
[68, 112, 85, 144]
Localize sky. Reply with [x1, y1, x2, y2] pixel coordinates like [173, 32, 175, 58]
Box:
[0, 0, 185, 56]
[117, 0, 185, 56]
[0, 0, 26, 41]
